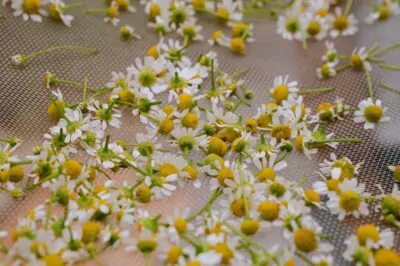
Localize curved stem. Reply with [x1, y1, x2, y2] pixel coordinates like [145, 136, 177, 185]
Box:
[187, 189, 222, 221]
[24, 45, 98, 62]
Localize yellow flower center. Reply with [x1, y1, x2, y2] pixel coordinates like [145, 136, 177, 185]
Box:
[257, 167, 275, 182]
[230, 198, 248, 217]
[167, 245, 182, 264]
[327, 179, 341, 193]
[23, 0, 41, 14]
[183, 165, 198, 180]
[306, 20, 321, 36]
[48, 99, 65, 121]
[147, 45, 159, 59]
[316, 8, 328, 17]
[271, 125, 291, 142]
[117, 0, 129, 11]
[118, 89, 135, 102]
[212, 30, 223, 41]
[245, 119, 258, 133]
[317, 102, 333, 121]
[304, 189, 320, 202]
[182, 112, 199, 129]
[149, 3, 160, 19]
[138, 66, 157, 87]
[107, 6, 118, 18]
[159, 163, 178, 177]
[284, 258, 295, 266]
[240, 219, 260, 235]
[174, 218, 187, 234]
[256, 113, 272, 128]
[63, 159, 82, 180]
[333, 16, 349, 31]
[294, 135, 304, 153]
[269, 181, 286, 197]
[364, 105, 383, 123]
[82, 222, 102, 244]
[215, 242, 233, 264]
[378, 6, 391, 20]
[216, 127, 241, 142]
[135, 186, 152, 203]
[332, 158, 355, 180]
[43, 254, 64, 266]
[285, 18, 300, 33]
[339, 190, 361, 212]
[207, 136, 228, 156]
[162, 105, 175, 115]
[374, 248, 400, 266]
[137, 238, 158, 253]
[217, 168, 234, 186]
[192, 0, 205, 9]
[258, 201, 280, 221]
[272, 84, 289, 104]
[7, 166, 24, 183]
[320, 64, 332, 78]
[356, 224, 380, 245]
[49, 3, 60, 20]
[232, 22, 247, 38]
[230, 37, 246, 54]
[216, 7, 230, 22]
[178, 93, 193, 109]
[351, 55, 364, 70]
[158, 118, 174, 135]
[294, 228, 318, 253]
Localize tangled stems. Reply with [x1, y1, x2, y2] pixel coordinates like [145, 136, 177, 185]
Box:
[11, 45, 98, 66]
[186, 188, 222, 221]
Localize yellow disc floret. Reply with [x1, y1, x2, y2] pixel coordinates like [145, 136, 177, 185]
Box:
[374, 248, 400, 266]
[356, 224, 380, 246]
[364, 105, 383, 123]
[258, 201, 280, 221]
[339, 190, 361, 212]
[63, 159, 82, 179]
[240, 219, 260, 235]
[294, 228, 318, 253]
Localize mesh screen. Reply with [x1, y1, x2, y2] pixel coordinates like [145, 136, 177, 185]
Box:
[0, 0, 400, 265]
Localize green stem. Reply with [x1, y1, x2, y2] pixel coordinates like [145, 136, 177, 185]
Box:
[85, 87, 114, 103]
[379, 82, 400, 94]
[297, 87, 333, 95]
[24, 45, 98, 62]
[295, 251, 315, 266]
[369, 42, 400, 57]
[181, 234, 201, 248]
[344, 0, 354, 16]
[86, 9, 106, 14]
[368, 57, 385, 63]
[83, 76, 88, 101]
[56, 79, 97, 92]
[306, 138, 362, 147]
[235, 93, 251, 106]
[187, 189, 222, 221]
[336, 63, 351, 72]
[364, 70, 374, 99]
[379, 64, 400, 71]
[115, 156, 148, 176]
[63, 2, 84, 11]
[25, 170, 61, 191]
[275, 150, 287, 164]
[11, 160, 32, 166]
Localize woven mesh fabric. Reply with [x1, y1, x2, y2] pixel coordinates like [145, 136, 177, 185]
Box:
[0, 0, 400, 265]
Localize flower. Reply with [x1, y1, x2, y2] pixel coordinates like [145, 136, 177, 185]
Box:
[329, 7, 358, 38]
[11, 0, 49, 22]
[120, 25, 141, 40]
[351, 47, 372, 71]
[276, 4, 302, 41]
[353, 98, 389, 129]
[327, 178, 370, 220]
[48, 0, 74, 27]
[365, 1, 400, 24]
[269, 75, 299, 104]
[317, 62, 337, 79]
[322, 41, 339, 65]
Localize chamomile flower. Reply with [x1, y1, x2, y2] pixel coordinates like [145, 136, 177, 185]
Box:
[215, 0, 243, 26]
[269, 75, 299, 104]
[276, 6, 302, 41]
[88, 100, 122, 129]
[329, 7, 358, 38]
[319, 152, 361, 181]
[177, 18, 204, 42]
[48, 0, 74, 26]
[301, 14, 329, 40]
[388, 164, 400, 182]
[365, 0, 400, 24]
[353, 98, 389, 130]
[253, 152, 287, 182]
[166, 208, 193, 242]
[169, 1, 195, 30]
[309, 0, 330, 18]
[327, 178, 370, 220]
[147, 15, 171, 35]
[104, 1, 120, 26]
[351, 47, 372, 71]
[322, 41, 339, 65]
[115, 0, 136, 13]
[11, 0, 49, 22]
[317, 62, 337, 79]
[170, 126, 208, 153]
[311, 254, 334, 266]
[208, 30, 230, 47]
[120, 25, 141, 40]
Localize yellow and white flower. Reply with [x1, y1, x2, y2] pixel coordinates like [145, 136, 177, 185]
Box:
[353, 98, 389, 130]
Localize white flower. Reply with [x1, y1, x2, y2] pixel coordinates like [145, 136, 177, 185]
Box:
[327, 179, 370, 220]
[351, 46, 372, 71]
[49, 0, 74, 27]
[322, 41, 339, 65]
[353, 98, 389, 130]
[317, 62, 337, 79]
[269, 75, 299, 103]
[329, 7, 358, 38]
[11, 0, 49, 22]
[216, 0, 243, 26]
[365, 1, 400, 24]
[301, 13, 329, 40]
[177, 18, 204, 42]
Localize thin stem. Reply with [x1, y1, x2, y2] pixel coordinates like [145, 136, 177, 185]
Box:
[83, 76, 88, 101]
[379, 82, 400, 94]
[63, 2, 84, 11]
[297, 87, 333, 95]
[336, 63, 351, 72]
[25, 170, 61, 191]
[56, 79, 97, 92]
[86, 9, 106, 14]
[235, 93, 251, 106]
[364, 70, 374, 99]
[344, 0, 354, 16]
[306, 138, 363, 146]
[210, 59, 216, 91]
[368, 57, 385, 63]
[295, 251, 315, 266]
[275, 150, 287, 164]
[379, 63, 400, 71]
[24, 45, 98, 61]
[11, 160, 32, 166]
[115, 156, 148, 176]
[369, 42, 400, 57]
[187, 189, 222, 221]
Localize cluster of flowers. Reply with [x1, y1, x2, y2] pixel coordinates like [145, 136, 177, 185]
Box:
[275, 0, 400, 48]
[2, 0, 85, 26]
[2, 30, 400, 265]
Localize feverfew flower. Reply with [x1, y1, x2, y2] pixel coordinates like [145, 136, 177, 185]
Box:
[365, 0, 400, 24]
[329, 7, 358, 38]
[350, 47, 372, 71]
[11, 0, 49, 22]
[353, 98, 389, 130]
[48, 0, 74, 27]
